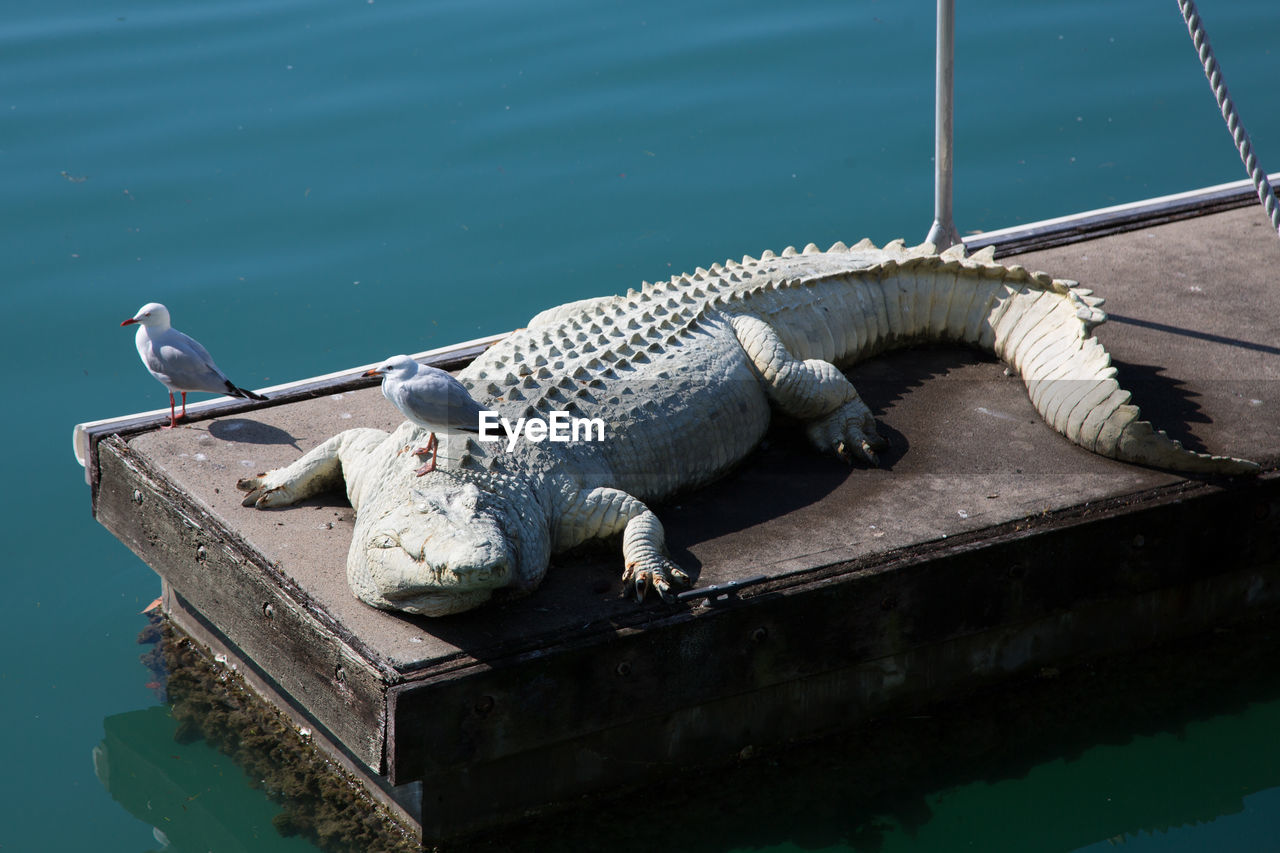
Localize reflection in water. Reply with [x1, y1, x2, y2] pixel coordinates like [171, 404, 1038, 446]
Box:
[94, 705, 315, 853]
[95, 619, 414, 853]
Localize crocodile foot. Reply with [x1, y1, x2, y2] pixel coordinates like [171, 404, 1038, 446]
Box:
[622, 556, 690, 602]
[619, 508, 691, 602]
[237, 469, 302, 508]
[805, 397, 886, 466]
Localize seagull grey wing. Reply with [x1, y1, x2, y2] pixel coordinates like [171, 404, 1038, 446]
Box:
[445, 379, 488, 432]
[156, 330, 235, 393]
[389, 373, 452, 429]
[172, 329, 217, 367]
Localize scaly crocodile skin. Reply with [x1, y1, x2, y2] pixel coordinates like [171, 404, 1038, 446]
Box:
[238, 240, 1257, 616]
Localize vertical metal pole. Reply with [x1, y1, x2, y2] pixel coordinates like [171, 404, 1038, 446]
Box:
[926, 0, 962, 250]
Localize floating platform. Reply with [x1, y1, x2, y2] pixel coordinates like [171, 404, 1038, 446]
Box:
[77, 182, 1280, 843]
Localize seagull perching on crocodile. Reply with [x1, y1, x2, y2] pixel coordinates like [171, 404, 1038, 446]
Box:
[363, 354, 496, 475]
[238, 239, 1259, 617]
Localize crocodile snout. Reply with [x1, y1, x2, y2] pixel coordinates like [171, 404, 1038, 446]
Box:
[355, 483, 517, 616]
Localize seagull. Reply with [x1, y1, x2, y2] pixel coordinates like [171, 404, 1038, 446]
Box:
[363, 354, 498, 475]
[122, 302, 268, 429]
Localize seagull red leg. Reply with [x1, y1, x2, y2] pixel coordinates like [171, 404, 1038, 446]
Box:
[410, 432, 436, 458]
[163, 392, 179, 429]
[414, 432, 439, 476]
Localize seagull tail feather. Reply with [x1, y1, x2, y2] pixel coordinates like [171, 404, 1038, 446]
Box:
[226, 382, 269, 402]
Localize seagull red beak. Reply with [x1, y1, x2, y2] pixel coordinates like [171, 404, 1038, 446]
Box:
[362, 368, 383, 378]
[121, 318, 138, 327]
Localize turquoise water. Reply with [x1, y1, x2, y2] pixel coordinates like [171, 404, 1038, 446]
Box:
[4, 0, 1278, 849]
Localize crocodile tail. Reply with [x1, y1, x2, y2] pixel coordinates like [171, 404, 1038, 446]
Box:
[969, 247, 1260, 476]
[750, 239, 1257, 475]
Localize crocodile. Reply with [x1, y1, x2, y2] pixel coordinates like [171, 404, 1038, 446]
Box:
[237, 239, 1259, 616]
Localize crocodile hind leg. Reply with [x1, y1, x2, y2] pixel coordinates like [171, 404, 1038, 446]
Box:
[730, 313, 886, 465]
[552, 484, 690, 601]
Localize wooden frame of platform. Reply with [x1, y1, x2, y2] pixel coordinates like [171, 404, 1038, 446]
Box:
[78, 182, 1280, 843]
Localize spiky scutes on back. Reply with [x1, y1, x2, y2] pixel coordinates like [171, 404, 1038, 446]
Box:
[465, 239, 1097, 399]
[471, 240, 1101, 415]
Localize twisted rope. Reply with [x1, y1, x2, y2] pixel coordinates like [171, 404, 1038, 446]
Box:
[1177, 0, 1280, 238]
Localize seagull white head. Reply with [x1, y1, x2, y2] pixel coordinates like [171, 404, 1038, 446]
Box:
[121, 302, 171, 330]
[363, 354, 420, 381]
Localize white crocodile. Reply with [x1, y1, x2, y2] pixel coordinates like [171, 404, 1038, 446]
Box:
[237, 240, 1258, 616]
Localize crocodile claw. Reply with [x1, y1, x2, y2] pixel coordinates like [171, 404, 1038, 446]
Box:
[236, 472, 304, 508]
[808, 397, 886, 467]
[835, 439, 880, 467]
[236, 476, 281, 508]
[622, 558, 689, 603]
[858, 439, 880, 466]
[632, 571, 652, 602]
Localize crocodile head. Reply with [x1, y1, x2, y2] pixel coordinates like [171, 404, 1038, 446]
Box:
[349, 472, 551, 617]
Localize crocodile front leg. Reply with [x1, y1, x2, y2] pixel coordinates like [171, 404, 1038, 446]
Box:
[237, 427, 387, 508]
[553, 484, 690, 601]
[730, 313, 886, 465]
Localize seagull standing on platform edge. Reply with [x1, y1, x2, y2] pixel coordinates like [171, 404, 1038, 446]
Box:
[122, 302, 268, 429]
[363, 354, 499, 475]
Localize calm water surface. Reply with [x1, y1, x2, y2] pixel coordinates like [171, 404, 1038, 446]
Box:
[4, 0, 1278, 849]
